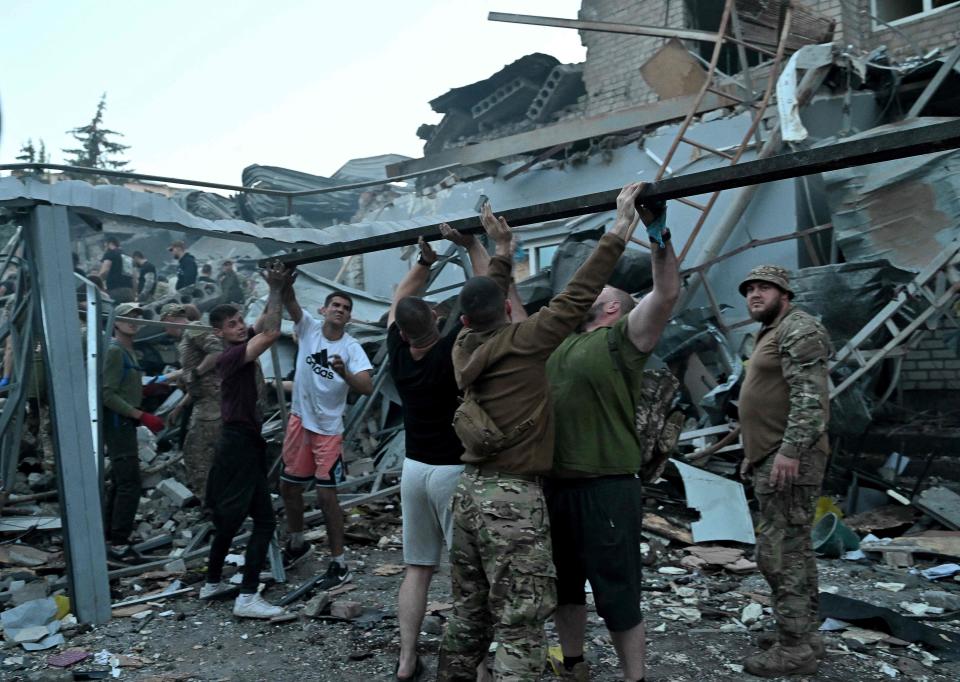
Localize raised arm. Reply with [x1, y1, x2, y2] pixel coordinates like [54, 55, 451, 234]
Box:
[388, 237, 437, 327]
[281, 267, 303, 325]
[246, 260, 289, 362]
[627, 203, 680, 353]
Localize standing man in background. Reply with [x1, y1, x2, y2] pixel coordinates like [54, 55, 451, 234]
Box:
[102, 301, 164, 563]
[169, 240, 198, 289]
[737, 265, 830, 677]
[132, 251, 157, 302]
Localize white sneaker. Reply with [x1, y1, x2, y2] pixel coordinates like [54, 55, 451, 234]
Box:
[232, 592, 284, 619]
[198, 582, 239, 601]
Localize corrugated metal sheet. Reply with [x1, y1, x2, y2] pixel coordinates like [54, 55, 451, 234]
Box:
[822, 117, 960, 270]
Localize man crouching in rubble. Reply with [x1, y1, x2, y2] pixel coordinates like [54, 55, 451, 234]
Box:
[437, 183, 647, 682]
[738, 265, 830, 676]
[545, 200, 679, 682]
[198, 260, 293, 619]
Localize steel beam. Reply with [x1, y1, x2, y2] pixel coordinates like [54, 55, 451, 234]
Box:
[27, 206, 111, 624]
[270, 119, 960, 268]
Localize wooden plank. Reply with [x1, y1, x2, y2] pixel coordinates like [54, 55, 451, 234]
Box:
[385, 91, 734, 178]
[277, 119, 960, 267]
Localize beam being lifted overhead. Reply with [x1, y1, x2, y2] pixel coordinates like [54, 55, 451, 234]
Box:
[267, 118, 960, 268]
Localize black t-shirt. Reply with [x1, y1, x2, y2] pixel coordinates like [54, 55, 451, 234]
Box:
[217, 327, 261, 430]
[177, 252, 198, 288]
[387, 320, 464, 466]
[102, 250, 126, 290]
[138, 261, 157, 298]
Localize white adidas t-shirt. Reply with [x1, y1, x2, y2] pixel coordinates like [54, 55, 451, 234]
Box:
[291, 311, 372, 435]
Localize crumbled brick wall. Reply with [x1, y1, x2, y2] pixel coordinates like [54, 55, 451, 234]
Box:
[575, 1, 958, 117]
[795, 0, 959, 57]
[578, 0, 689, 116]
[899, 329, 960, 391]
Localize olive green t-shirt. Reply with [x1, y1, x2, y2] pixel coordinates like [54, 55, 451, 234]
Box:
[546, 316, 648, 476]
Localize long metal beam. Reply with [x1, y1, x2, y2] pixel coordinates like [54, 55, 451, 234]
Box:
[487, 11, 776, 56]
[269, 118, 960, 268]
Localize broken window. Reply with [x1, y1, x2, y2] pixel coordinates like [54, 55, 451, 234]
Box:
[872, 0, 960, 25]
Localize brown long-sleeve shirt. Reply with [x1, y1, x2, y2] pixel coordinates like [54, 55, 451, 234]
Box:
[739, 306, 830, 473]
[452, 232, 626, 474]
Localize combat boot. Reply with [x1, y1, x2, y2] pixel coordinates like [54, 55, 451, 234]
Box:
[756, 631, 826, 658]
[744, 643, 818, 677]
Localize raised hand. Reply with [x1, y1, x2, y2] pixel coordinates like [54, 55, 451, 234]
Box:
[439, 222, 475, 248]
[418, 236, 438, 266]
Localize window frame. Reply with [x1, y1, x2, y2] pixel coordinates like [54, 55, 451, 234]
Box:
[870, 0, 960, 29]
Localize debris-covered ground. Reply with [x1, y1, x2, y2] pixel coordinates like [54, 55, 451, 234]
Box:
[4, 487, 960, 682]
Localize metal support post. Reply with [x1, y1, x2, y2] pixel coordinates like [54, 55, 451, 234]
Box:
[27, 206, 111, 624]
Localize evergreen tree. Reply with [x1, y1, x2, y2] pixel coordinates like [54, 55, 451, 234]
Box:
[62, 94, 132, 172]
[16, 139, 48, 166]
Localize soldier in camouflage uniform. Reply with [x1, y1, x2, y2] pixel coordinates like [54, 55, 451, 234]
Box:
[737, 265, 830, 677]
[178, 325, 224, 499]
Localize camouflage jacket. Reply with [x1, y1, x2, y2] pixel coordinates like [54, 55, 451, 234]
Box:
[739, 307, 830, 464]
[178, 329, 223, 419]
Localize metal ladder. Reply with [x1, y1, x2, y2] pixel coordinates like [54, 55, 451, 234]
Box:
[829, 241, 960, 399]
[633, 0, 796, 263]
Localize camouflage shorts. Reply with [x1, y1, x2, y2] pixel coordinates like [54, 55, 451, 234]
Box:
[438, 471, 557, 681]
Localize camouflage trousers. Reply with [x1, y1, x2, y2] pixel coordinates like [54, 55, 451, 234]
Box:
[182, 409, 221, 498]
[753, 453, 823, 645]
[438, 469, 557, 682]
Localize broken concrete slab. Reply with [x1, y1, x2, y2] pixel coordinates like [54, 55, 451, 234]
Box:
[671, 459, 756, 544]
[915, 486, 960, 530]
[156, 479, 195, 508]
[303, 592, 331, 618]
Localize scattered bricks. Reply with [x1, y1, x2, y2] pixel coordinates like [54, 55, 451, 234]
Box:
[526, 64, 585, 123]
[329, 600, 362, 620]
[470, 78, 540, 128]
[304, 592, 331, 618]
[156, 478, 195, 508]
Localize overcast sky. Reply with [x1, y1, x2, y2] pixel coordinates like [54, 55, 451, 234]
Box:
[0, 0, 586, 185]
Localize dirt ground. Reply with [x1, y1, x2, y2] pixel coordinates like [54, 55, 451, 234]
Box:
[3, 500, 960, 681]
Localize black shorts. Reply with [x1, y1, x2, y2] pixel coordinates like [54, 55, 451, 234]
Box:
[545, 474, 643, 632]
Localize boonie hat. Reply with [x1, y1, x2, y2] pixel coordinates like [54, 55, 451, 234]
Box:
[738, 264, 795, 299]
[114, 302, 144, 317]
[160, 303, 188, 318]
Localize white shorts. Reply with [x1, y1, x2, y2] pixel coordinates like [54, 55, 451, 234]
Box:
[400, 458, 463, 566]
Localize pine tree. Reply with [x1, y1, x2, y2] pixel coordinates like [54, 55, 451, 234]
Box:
[62, 93, 132, 172]
[14, 139, 49, 177]
[16, 138, 48, 164]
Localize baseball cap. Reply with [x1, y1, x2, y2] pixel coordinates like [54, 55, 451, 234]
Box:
[160, 303, 188, 318]
[114, 302, 144, 317]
